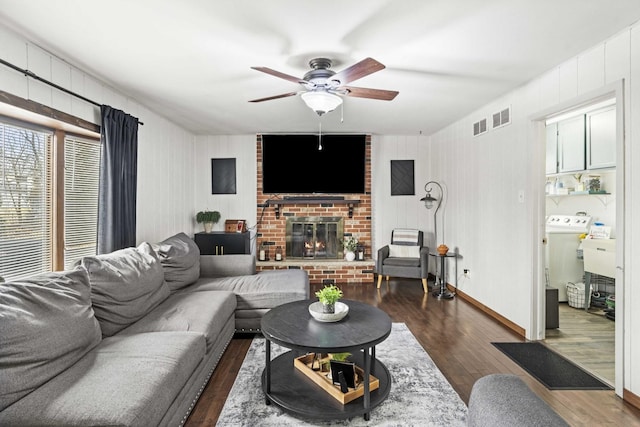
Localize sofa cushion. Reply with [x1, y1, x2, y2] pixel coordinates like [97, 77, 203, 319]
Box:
[200, 254, 256, 277]
[0, 267, 102, 412]
[119, 290, 236, 353]
[82, 242, 170, 336]
[0, 331, 206, 426]
[186, 268, 309, 310]
[152, 232, 200, 291]
[383, 256, 422, 267]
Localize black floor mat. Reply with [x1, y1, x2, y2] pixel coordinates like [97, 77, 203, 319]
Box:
[492, 342, 612, 390]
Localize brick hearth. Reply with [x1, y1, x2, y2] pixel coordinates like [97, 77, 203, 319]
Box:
[254, 134, 374, 284]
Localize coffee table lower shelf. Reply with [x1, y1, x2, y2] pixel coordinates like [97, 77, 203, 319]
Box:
[262, 350, 391, 420]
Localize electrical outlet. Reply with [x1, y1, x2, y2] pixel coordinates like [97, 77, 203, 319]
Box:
[463, 269, 470, 278]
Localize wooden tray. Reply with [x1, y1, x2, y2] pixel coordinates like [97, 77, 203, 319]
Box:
[294, 353, 379, 404]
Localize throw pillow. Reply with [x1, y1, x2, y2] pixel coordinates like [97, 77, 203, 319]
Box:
[392, 229, 421, 245]
[388, 244, 420, 258]
[152, 232, 200, 291]
[82, 242, 170, 336]
[0, 266, 102, 411]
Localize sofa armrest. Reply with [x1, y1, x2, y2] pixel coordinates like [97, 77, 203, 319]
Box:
[376, 245, 390, 273]
[200, 255, 256, 277]
[420, 246, 430, 278]
[468, 374, 568, 427]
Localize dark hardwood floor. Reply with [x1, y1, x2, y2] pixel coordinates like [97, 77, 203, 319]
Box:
[185, 279, 640, 427]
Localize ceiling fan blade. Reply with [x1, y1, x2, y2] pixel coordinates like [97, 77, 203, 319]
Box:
[329, 57, 385, 85]
[249, 92, 298, 102]
[251, 66, 308, 85]
[340, 86, 399, 101]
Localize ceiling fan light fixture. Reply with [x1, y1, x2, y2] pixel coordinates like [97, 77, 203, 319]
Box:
[301, 91, 343, 116]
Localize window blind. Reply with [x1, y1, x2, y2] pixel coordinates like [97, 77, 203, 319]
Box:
[0, 122, 53, 281]
[64, 136, 100, 269]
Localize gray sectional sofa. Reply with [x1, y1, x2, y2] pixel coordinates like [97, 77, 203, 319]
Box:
[0, 232, 309, 426]
[467, 374, 569, 426]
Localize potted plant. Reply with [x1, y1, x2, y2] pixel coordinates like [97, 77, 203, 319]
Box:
[196, 210, 221, 233]
[342, 236, 358, 261]
[315, 284, 343, 314]
[330, 352, 351, 362]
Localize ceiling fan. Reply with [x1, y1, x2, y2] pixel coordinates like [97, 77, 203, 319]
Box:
[249, 57, 399, 116]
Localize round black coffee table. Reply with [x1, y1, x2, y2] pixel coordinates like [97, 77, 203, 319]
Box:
[261, 299, 392, 421]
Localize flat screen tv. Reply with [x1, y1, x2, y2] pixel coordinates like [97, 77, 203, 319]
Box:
[262, 134, 366, 195]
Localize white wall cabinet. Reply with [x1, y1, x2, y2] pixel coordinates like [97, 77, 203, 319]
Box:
[558, 115, 586, 173]
[545, 123, 558, 175]
[586, 106, 616, 169]
[546, 106, 616, 175]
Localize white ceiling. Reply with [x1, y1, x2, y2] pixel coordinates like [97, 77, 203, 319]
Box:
[1, 0, 640, 136]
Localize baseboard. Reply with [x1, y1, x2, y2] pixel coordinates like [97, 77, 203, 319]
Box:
[447, 284, 526, 338]
[624, 388, 640, 411]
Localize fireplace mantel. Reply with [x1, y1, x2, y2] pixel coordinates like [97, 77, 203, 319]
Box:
[266, 199, 361, 218]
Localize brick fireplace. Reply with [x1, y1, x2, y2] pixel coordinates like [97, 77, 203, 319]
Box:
[286, 216, 344, 259]
[255, 134, 374, 284]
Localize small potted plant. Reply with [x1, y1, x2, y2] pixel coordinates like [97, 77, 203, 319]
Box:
[342, 236, 359, 261]
[315, 284, 343, 314]
[196, 210, 221, 233]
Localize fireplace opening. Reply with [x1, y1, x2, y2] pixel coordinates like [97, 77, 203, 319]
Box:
[286, 216, 344, 259]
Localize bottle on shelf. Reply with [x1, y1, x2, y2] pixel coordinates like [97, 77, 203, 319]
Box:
[545, 179, 553, 195]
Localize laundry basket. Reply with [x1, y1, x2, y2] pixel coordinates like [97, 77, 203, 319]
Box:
[566, 282, 591, 308]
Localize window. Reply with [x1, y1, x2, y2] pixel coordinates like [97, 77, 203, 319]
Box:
[0, 118, 100, 281]
[64, 136, 101, 269]
[0, 122, 53, 280]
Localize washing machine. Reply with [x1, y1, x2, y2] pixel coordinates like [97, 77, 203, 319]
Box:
[545, 214, 592, 302]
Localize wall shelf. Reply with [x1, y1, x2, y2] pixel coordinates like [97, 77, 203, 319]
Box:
[546, 192, 612, 207]
[266, 199, 361, 218]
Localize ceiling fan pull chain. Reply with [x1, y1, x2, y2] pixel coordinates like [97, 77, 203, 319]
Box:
[341, 102, 344, 123]
[318, 121, 323, 150]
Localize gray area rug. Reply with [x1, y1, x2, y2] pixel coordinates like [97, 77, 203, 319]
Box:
[216, 323, 468, 426]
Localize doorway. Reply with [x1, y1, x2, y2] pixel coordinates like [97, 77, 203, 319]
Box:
[533, 80, 624, 395]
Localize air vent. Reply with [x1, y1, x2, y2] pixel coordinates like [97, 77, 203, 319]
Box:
[492, 106, 511, 129]
[473, 118, 487, 136]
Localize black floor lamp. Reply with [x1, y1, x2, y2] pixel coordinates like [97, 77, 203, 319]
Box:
[420, 181, 447, 253]
[421, 180, 455, 299]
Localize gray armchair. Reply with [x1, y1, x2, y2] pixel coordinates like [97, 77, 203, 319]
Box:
[376, 229, 429, 293]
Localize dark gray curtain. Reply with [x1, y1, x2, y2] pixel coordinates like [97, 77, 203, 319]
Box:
[97, 105, 138, 254]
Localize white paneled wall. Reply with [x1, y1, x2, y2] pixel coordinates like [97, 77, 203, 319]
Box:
[371, 135, 430, 255]
[136, 112, 196, 244]
[428, 24, 640, 396]
[193, 135, 257, 249]
[0, 24, 196, 246]
[628, 25, 640, 394]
